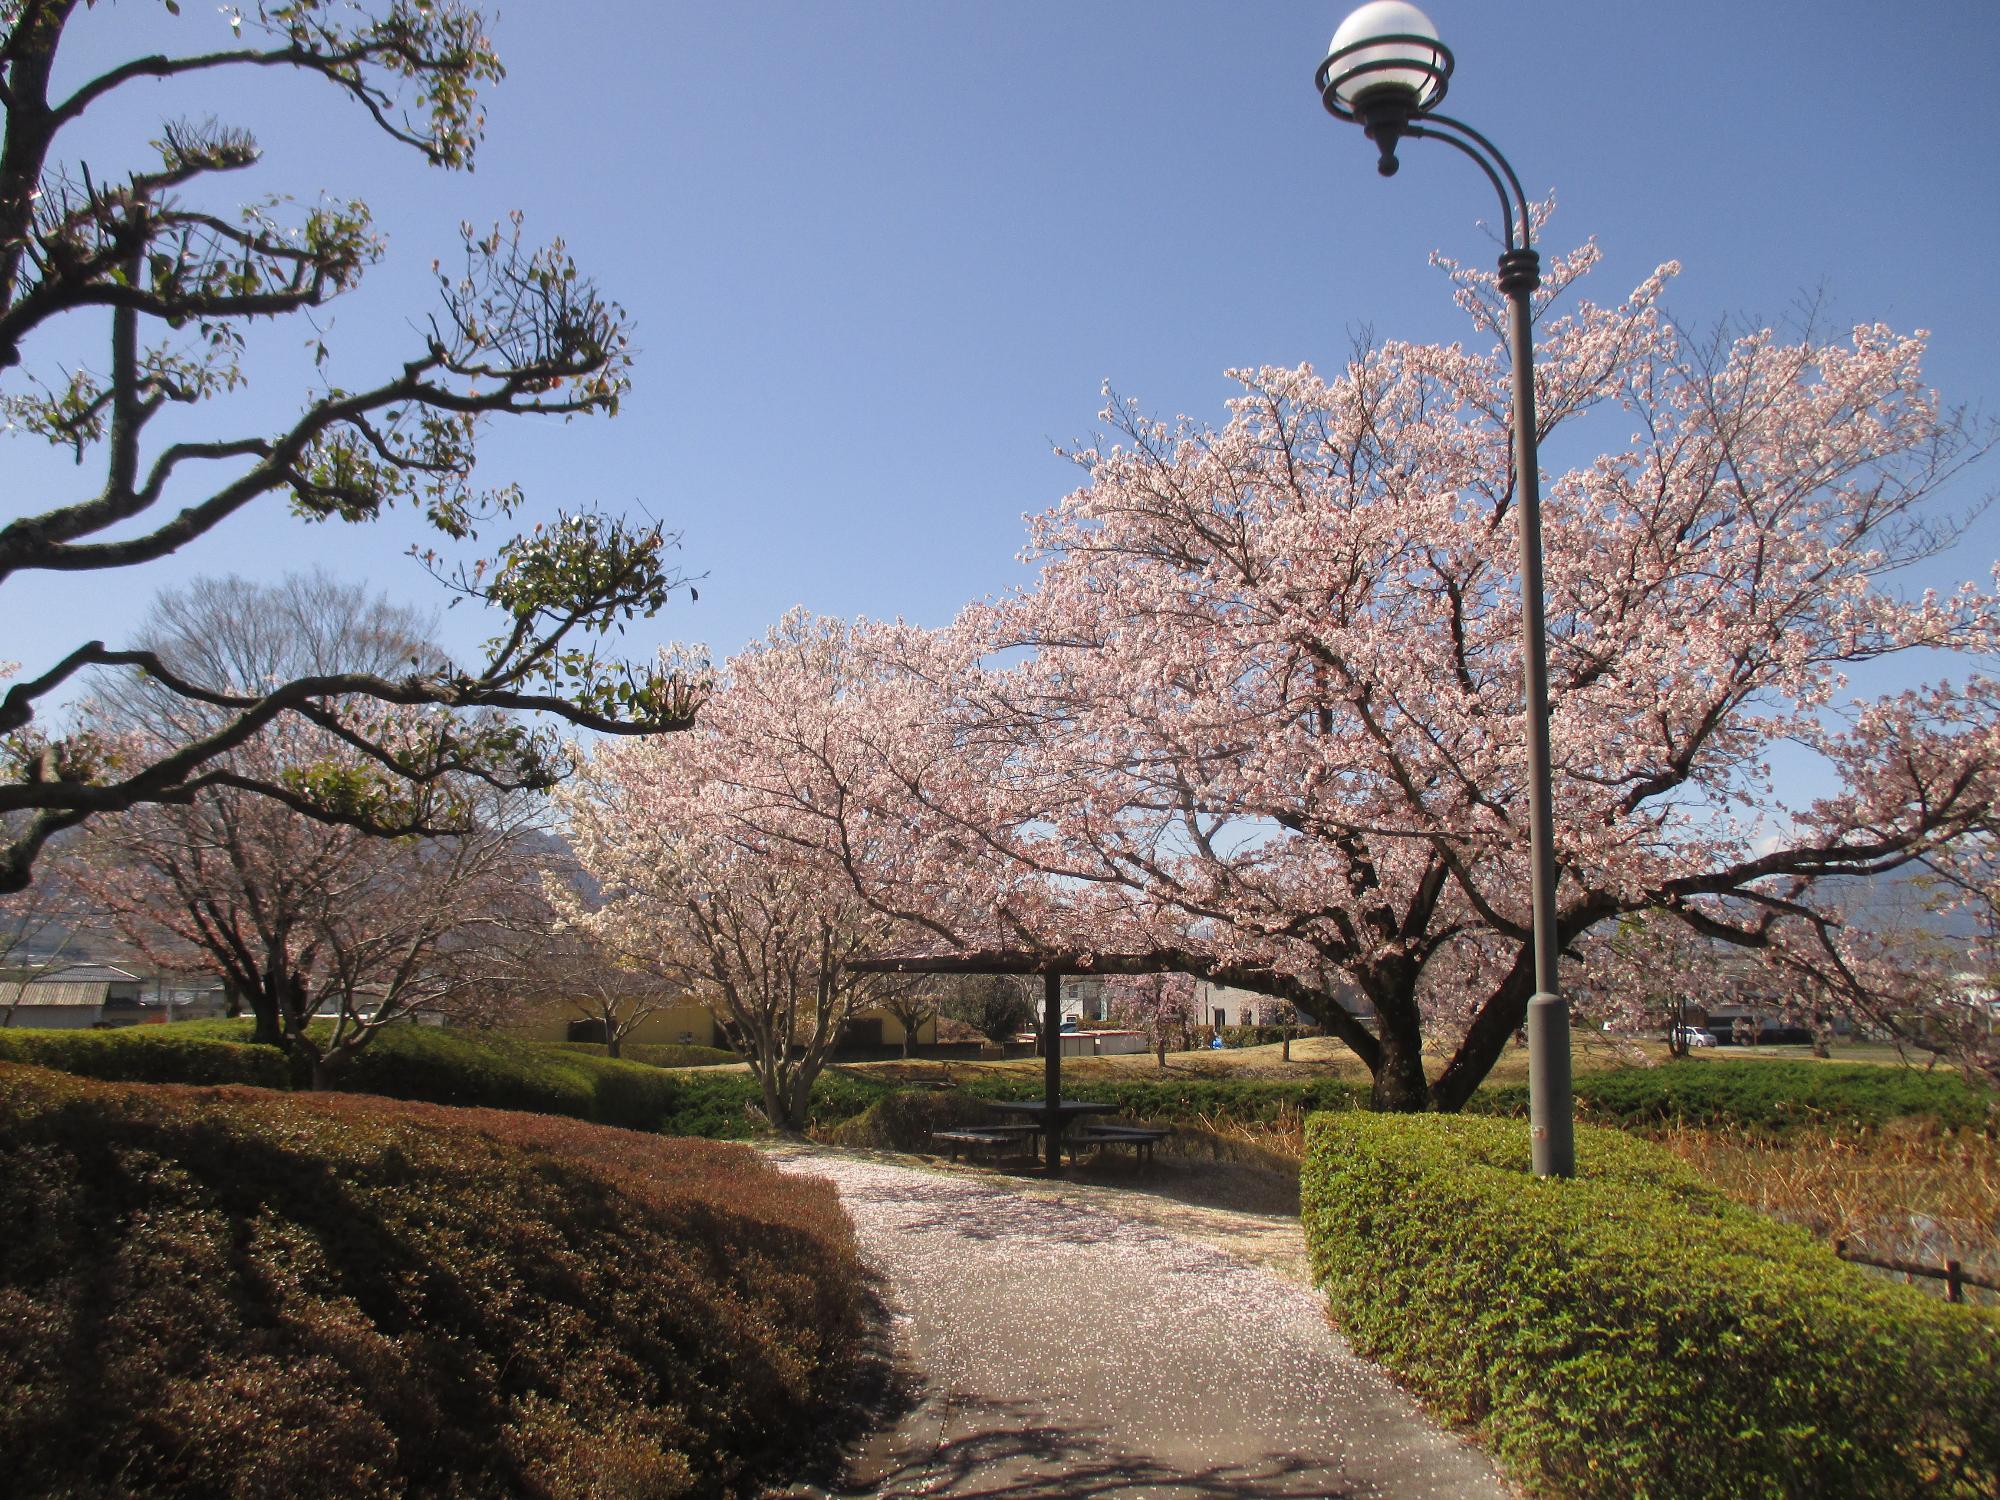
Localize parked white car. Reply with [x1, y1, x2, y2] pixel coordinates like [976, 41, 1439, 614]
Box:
[1671, 1025, 1716, 1048]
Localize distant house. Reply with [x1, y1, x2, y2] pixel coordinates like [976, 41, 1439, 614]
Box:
[1195, 979, 1371, 1032]
[2, 962, 144, 1028]
[1, 961, 228, 1029]
[1061, 976, 1110, 1024]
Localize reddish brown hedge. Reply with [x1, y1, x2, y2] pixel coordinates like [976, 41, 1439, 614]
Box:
[0, 1063, 866, 1499]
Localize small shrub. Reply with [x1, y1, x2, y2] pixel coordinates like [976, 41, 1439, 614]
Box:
[825, 1087, 1006, 1151]
[0, 1061, 868, 1499]
[1218, 1023, 1320, 1048]
[1300, 1111, 2000, 1499]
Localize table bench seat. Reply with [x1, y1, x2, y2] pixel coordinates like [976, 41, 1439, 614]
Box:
[930, 1125, 1038, 1160]
[1069, 1123, 1172, 1163]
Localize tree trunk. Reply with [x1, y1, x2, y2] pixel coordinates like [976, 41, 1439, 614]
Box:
[1426, 956, 1537, 1112]
[605, 1032, 622, 1060]
[757, 1068, 788, 1132]
[1369, 1027, 1430, 1112]
[249, 979, 283, 1047]
[751, 1036, 819, 1136]
[790, 1069, 816, 1134]
[285, 1026, 332, 1091]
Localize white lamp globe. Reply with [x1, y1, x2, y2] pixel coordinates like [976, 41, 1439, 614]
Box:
[1324, 1, 1447, 113]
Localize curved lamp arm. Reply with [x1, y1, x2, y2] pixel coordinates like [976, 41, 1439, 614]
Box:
[1406, 113, 1533, 255]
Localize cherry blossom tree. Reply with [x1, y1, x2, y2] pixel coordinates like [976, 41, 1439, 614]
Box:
[1567, 912, 1776, 1057]
[542, 239, 1998, 1113]
[300, 785, 550, 1085]
[719, 245, 1999, 1112]
[945, 242, 2000, 1109]
[1763, 844, 2000, 1082]
[0, 0, 703, 895]
[516, 922, 683, 1061]
[876, 978, 942, 1060]
[0, 859, 87, 1026]
[560, 616, 927, 1132]
[80, 715, 370, 1048]
[1104, 971, 1197, 1068]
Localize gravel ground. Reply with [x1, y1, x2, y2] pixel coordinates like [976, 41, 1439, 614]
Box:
[765, 1148, 1507, 1500]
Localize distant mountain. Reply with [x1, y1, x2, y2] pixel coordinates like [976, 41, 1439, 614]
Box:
[1817, 861, 1983, 949]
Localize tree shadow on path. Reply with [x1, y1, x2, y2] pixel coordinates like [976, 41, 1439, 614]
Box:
[771, 1389, 1371, 1500]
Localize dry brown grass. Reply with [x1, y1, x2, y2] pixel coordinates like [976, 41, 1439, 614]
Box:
[1180, 1102, 1311, 1163]
[1652, 1120, 2000, 1288]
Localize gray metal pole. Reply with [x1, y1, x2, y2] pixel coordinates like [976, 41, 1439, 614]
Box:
[1044, 971, 1062, 1173]
[1500, 248, 1574, 1179]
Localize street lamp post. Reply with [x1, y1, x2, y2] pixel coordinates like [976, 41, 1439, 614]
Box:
[1315, 1, 1574, 1177]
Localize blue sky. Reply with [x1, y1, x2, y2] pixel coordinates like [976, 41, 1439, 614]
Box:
[8, 0, 1998, 697]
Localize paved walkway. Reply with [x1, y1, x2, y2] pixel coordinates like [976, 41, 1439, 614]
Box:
[766, 1149, 1507, 1500]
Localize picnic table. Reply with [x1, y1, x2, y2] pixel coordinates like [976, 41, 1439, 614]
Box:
[929, 1103, 1172, 1166]
[988, 1097, 1117, 1152]
[985, 1099, 1170, 1163]
[845, 965, 1164, 1174]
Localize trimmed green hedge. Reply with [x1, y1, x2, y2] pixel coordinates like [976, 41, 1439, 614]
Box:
[1301, 1112, 2000, 1499]
[11, 1025, 1988, 1148]
[550, 1040, 739, 1069]
[1471, 1057, 1995, 1133]
[953, 1072, 1364, 1122]
[0, 1020, 897, 1139]
[0, 1025, 286, 1087]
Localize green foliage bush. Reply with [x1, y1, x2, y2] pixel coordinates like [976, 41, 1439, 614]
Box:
[0, 1061, 867, 1499]
[1300, 1111, 2000, 1500]
[1471, 1057, 1995, 1133]
[551, 1040, 739, 1068]
[955, 1072, 1364, 1123]
[0, 1024, 287, 1087]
